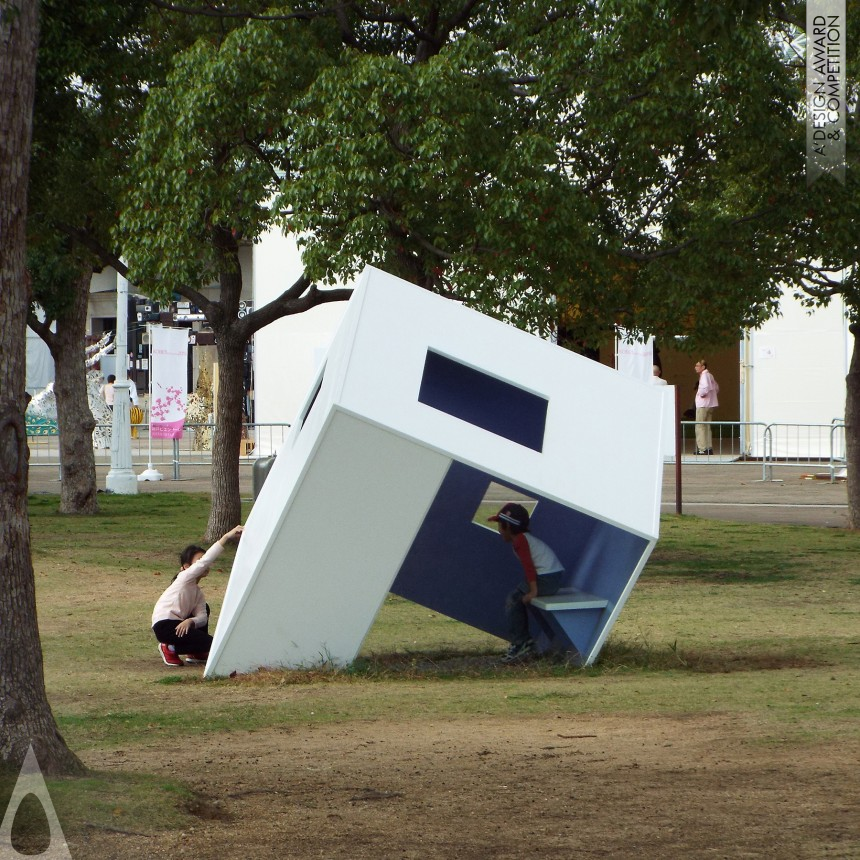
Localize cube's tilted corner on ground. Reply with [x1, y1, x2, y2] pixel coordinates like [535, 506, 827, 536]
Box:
[204, 267, 666, 678]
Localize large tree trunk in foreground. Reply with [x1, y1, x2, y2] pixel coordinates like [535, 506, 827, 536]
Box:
[0, 0, 85, 776]
[846, 325, 860, 529]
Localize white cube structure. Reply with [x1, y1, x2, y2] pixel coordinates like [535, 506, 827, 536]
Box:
[205, 267, 666, 677]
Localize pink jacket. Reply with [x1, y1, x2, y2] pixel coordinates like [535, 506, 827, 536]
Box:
[695, 370, 719, 408]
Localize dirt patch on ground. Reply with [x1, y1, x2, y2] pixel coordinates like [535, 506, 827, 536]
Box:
[71, 712, 859, 859]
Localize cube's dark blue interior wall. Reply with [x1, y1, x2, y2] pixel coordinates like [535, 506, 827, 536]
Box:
[391, 461, 649, 644]
[418, 351, 548, 452]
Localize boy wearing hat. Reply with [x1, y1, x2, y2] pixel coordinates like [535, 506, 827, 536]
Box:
[488, 502, 564, 662]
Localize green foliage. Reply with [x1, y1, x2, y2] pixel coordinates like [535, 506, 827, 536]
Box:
[282, 1, 809, 346]
[117, 15, 339, 299]
[28, 0, 163, 318]
[113, 1, 857, 348]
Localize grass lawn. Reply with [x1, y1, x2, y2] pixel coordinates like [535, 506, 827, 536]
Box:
[6, 492, 860, 843]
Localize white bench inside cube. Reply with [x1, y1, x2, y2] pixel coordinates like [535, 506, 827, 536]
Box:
[531, 590, 610, 612]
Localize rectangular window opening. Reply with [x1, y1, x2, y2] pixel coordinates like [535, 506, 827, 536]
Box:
[418, 350, 548, 451]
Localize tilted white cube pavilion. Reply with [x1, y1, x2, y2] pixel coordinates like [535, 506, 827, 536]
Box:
[205, 267, 666, 677]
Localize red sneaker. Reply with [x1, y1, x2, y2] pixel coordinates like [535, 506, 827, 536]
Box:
[184, 653, 209, 664]
[159, 644, 184, 666]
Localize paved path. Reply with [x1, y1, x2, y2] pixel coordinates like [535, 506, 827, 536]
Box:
[662, 462, 848, 528]
[27, 460, 850, 528]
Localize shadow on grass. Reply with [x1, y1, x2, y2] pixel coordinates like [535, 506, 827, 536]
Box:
[203, 643, 829, 685]
[596, 640, 829, 674]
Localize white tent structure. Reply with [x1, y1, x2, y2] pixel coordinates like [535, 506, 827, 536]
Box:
[742, 287, 850, 460]
[205, 267, 667, 677]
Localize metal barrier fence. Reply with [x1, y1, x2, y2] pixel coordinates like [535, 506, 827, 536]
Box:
[678, 420, 846, 483]
[27, 419, 847, 484]
[26, 423, 292, 480]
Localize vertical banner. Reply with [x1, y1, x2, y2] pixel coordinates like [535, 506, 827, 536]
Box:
[150, 326, 189, 439]
[616, 330, 654, 383]
[807, 0, 846, 184]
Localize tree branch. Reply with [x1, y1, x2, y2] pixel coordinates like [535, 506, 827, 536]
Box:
[240, 133, 285, 186]
[27, 310, 56, 348]
[620, 206, 779, 262]
[173, 284, 218, 315]
[355, 4, 423, 36]
[627, 162, 692, 241]
[56, 223, 128, 277]
[236, 271, 352, 339]
[441, 0, 483, 35]
[146, 0, 347, 22]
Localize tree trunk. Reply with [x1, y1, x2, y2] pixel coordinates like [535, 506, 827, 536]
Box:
[206, 328, 245, 542]
[0, 0, 85, 775]
[846, 325, 860, 529]
[204, 256, 246, 543]
[50, 267, 98, 514]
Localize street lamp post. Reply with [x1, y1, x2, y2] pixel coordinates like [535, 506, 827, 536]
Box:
[105, 270, 138, 494]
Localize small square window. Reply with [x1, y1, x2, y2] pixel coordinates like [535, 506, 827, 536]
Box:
[471, 481, 538, 531]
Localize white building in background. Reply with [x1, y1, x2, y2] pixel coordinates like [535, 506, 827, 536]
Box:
[741, 287, 850, 458]
[26, 228, 851, 463]
[26, 323, 54, 395]
[250, 238, 851, 461]
[250, 228, 349, 451]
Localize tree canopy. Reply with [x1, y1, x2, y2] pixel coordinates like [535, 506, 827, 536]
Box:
[284, 0, 814, 348]
[118, 13, 339, 298]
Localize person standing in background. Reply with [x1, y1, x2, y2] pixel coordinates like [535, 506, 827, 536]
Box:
[694, 360, 719, 454]
[99, 374, 116, 410]
[651, 365, 668, 385]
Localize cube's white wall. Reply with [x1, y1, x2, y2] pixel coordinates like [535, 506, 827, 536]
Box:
[337, 269, 666, 537]
[206, 267, 668, 676]
[206, 411, 451, 675]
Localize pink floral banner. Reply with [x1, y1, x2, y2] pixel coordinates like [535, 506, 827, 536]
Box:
[149, 326, 189, 440]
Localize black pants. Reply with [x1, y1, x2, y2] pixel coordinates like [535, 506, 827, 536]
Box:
[152, 620, 212, 653]
[505, 572, 562, 646]
[152, 605, 212, 654]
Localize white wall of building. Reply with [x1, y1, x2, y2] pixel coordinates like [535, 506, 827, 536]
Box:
[26, 325, 54, 394]
[744, 287, 849, 458]
[747, 287, 849, 425]
[251, 228, 350, 429]
[250, 234, 854, 463]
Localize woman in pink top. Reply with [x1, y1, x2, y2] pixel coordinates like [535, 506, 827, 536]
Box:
[152, 524, 243, 666]
[694, 359, 719, 455]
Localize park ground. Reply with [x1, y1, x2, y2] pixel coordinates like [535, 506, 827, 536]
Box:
[7, 475, 860, 859]
[77, 710, 860, 859]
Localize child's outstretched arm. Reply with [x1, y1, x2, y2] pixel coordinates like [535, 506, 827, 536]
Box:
[219, 525, 244, 545]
